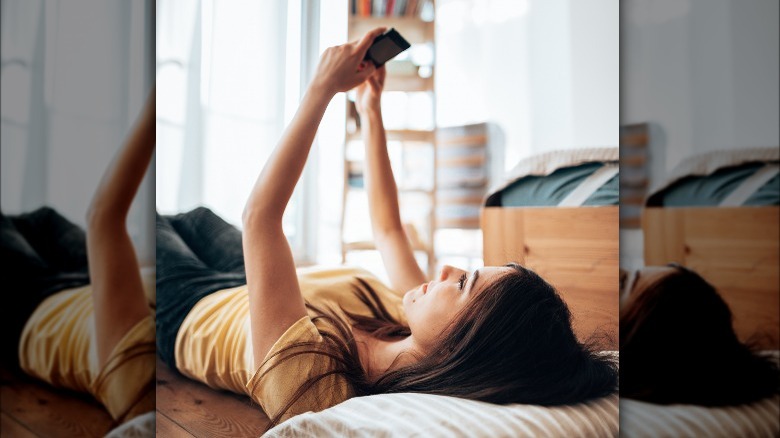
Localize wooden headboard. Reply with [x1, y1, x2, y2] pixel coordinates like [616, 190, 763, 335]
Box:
[482, 206, 619, 350]
[643, 206, 780, 349]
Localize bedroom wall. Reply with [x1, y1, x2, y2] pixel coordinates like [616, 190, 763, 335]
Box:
[619, 0, 779, 269]
[621, 0, 779, 188]
[436, 0, 619, 181]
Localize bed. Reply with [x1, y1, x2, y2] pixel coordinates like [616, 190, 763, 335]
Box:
[481, 148, 619, 350]
[642, 147, 779, 349]
[265, 352, 619, 437]
[263, 149, 621, 436]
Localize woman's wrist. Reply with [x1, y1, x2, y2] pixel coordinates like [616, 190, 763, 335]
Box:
[308, 78, 337, 101]
[358, 106, 382, 122]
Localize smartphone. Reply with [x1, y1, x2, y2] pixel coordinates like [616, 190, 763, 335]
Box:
[365, 28, 411, 67]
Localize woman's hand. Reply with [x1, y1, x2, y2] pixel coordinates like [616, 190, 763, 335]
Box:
[311, 27, 386, 95]
[355, 65, 386, 116]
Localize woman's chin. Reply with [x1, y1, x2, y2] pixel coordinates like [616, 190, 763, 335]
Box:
[402, 288, 416, 308]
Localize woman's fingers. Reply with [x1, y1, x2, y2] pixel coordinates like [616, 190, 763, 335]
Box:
[355, 62, 377, 83]
[355, 27, 387, 55]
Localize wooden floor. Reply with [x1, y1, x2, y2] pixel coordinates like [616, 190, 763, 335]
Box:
[1, 359, 270, 437]
[156, 357, 271, 437]
[1, 362, 114, 437]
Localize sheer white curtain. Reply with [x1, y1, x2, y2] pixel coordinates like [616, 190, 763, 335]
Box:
[1, 0, 154, 263]
[436, 0, 619, 175]
[156, 0, 305, 247]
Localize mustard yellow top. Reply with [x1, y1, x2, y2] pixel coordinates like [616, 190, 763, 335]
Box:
[175, 266, 406, 422]
[18, 286, 156, 423]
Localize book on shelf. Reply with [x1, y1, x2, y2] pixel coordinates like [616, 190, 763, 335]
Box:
[351, 0, 431, 18]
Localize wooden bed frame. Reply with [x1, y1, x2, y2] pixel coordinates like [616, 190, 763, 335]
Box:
[482, 206, 619, 350]
[643, 206, 780, 349]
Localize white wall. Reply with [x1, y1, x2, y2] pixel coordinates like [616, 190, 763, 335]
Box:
[436, 0, 619, 176]
[621, 0, 779, 188]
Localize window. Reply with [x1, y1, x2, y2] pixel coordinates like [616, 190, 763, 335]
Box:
[156, 0, 308, 257]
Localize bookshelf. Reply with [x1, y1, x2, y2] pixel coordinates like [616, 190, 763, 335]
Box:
[341, 0, 438, 277]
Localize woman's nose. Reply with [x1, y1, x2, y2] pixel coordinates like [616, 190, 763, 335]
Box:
[439, 265, 463, 281]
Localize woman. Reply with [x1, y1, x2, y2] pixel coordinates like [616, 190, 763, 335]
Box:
[620, 264, 779, 405]
[156, 28, 618, 430]
[1, 93, 156, 426]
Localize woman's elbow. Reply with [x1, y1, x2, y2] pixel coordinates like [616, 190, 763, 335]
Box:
[85, 202, 123, 232]
[242, 205, 279, 230]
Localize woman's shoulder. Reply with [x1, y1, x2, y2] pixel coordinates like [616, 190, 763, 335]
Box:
[91, 315, 156, 421]
[245, 315, 353, 422]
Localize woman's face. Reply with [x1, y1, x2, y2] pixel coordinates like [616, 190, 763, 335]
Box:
[403, 264, 512, 351]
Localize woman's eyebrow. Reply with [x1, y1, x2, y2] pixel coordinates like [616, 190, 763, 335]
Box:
[467, 269, 481, 293]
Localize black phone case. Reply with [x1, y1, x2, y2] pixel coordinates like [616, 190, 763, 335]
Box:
[365, 28, 411, 67]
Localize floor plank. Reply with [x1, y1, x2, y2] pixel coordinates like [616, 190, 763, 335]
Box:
[1, 412, 38, 438]
[0, 364, 114, 438]
[156, 358, 270, 437]
[157, 412, 196, 437]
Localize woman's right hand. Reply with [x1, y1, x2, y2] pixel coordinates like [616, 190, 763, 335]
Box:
[311, 27, 386, 95]
[355, 65, 386, 116]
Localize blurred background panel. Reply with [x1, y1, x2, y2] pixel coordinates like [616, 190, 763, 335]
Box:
[619, 0, 779, 279]
[620, 1, 779, 436]
[1, 0, 155, 264]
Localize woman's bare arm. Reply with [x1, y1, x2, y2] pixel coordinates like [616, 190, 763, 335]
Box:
[243, 28, 385, 367]
[86, 91, 155, 367]
[356, 68, 427, 294]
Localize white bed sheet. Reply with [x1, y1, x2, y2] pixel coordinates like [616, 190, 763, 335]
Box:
[266, 352, 619, 438]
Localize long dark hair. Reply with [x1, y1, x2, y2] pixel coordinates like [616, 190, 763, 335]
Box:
[260, 263, 618, 430]
[620, 265, 779, 405]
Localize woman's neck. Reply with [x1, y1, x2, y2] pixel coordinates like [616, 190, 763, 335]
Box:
[354, 330, 418, 381]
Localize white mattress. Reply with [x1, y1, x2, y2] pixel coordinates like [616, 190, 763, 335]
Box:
[265, 357, 620, 438]
[620, 396, 780, 438]
[647, 146, 779, 198]
[486, 147, 619, 199]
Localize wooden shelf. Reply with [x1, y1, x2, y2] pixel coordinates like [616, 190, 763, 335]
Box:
[344, 181, 433, 195]
[344, 240, 430, 253]
[437, 194, 485, 205]
[437, 155, 486, 167]
[436, 134, 488, 147]
[343, 7, 437, 276]
[346, 129, 435, 143]
[348, 17, 434, 43]
[385, 74, 434, 92]
[435, 217, 481, 229]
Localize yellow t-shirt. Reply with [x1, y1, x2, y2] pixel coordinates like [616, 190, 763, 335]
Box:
[175, 266, 406, 423]
[18, 286, 156, 423]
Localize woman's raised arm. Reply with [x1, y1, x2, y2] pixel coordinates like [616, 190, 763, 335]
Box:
[86, 90, 155, 367]
[356, 68, 427, 294]
[243, 28, 385, 367]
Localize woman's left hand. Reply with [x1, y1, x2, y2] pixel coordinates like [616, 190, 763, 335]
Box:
[311, 27, 386, 95]
[356, 65, 386, 115]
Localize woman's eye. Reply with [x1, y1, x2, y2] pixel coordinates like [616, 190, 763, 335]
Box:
[458, 273, 468, 290]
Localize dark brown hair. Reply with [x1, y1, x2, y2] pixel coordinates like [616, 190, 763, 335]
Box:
[260, 263, 618, 430]
[620, 265, 779, 405]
